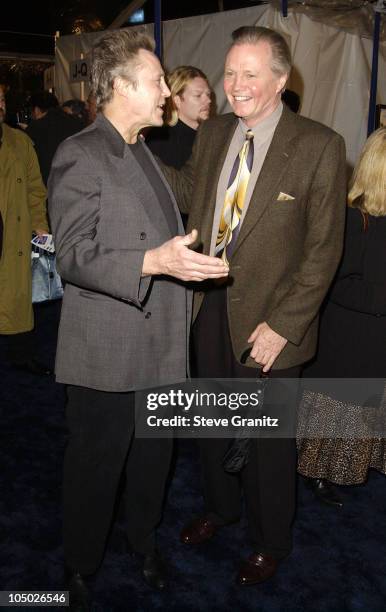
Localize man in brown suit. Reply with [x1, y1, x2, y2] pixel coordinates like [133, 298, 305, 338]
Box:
[163, 26, 347, 585]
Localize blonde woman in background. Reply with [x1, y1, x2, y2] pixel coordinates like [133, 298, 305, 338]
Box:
[298, 127, 386, 507]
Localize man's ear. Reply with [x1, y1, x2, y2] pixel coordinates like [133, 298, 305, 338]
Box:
[173, 94, 182, 111]
[276, 74, 289, 95]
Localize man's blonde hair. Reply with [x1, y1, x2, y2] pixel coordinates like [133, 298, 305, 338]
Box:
[163, 65, 209, 126]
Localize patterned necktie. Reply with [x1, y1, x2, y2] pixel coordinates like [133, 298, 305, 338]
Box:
[215, 129, 254, 265]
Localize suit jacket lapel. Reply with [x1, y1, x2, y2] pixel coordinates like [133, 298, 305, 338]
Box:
[141, 139, 184, 236]
[199, 115, 238, 254]
[232, 107, 299, 257]
[122, 144, 172, 238]
[97, 114, 172, 238]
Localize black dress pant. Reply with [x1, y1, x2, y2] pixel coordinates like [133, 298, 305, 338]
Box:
[63, 385, 172, 575]
[193, 286, 301, 560]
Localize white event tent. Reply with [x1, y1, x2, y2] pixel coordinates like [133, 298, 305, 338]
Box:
[54, 3, 386, 165]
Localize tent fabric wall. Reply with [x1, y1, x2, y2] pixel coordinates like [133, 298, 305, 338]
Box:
[260, 8, 386, 165]
[54, 25, 154, 104]
[54, 5, 386, 164]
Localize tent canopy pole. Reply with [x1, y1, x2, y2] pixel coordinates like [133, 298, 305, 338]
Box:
[154, 0, 162, 59]
[367, 1, 385, 135]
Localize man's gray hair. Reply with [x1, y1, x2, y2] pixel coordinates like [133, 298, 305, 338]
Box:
[91, 29, 155, 110]
[230, 26, 292, 77]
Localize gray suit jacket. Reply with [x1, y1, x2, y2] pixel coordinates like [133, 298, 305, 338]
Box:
[48, 114, 191, 392]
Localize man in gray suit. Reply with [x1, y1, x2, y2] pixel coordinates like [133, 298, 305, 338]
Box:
[48, 29, 228, 608]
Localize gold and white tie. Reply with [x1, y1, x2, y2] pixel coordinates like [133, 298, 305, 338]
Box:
[215, 129, 254, 264]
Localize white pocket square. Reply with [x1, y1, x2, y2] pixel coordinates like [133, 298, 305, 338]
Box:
[277, 192, 295, 201]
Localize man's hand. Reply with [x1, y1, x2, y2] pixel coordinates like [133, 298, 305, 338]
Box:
[247, 322, 288, 372]
[34, 228, 47, 236]
[142, 229, 229, 282]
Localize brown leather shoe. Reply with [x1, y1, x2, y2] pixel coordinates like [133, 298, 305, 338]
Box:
[180, 516, 218, 545]
[237, 552, 279, 586]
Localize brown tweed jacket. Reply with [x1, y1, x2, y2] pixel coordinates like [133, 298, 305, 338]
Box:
[164, 105, 347, 370]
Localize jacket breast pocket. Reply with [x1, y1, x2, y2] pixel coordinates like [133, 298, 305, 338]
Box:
[268, 198, 300, 217]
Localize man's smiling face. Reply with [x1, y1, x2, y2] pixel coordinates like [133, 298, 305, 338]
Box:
[223, 41, 287, 128]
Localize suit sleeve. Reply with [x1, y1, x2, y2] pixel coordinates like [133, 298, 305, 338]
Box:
[267, 133, 347, 345]
[48, 139, 151, 307]
[157, 125, 204, 215]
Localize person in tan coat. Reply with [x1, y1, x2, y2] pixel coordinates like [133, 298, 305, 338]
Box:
[0, 84, 49, 373]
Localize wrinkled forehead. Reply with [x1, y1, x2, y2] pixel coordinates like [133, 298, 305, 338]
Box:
[225, 41, 273, 68]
